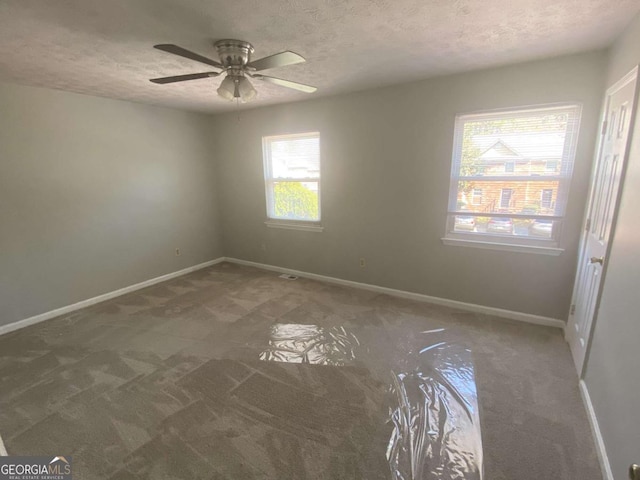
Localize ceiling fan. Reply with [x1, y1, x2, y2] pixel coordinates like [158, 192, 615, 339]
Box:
[150, 40, 317, 103]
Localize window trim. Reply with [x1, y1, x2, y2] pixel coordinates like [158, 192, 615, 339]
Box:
[445, 103, 582, 253]
[262, 132, 322, 226]
[441, 236, 564, 255]
[264, 219, 324, 232]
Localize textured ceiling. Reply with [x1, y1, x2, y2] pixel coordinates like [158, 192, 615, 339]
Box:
[0, 0, 638, 113]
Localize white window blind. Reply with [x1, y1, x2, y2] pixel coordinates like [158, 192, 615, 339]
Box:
[263, 132, 321, 222]
[445, 104, 581, 251]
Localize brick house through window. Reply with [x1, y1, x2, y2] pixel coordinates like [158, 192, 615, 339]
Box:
[446, 104, 581, 247]
[458, 138, 562, 215]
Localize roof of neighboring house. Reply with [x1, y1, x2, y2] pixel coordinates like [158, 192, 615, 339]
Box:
[478, 140, 521, 161]
[472, 133, 565, 161]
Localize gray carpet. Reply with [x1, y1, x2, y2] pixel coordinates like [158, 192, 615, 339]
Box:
[0, 262, 601, 479]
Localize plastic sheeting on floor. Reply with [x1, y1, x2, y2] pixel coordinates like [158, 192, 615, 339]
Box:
[259, 323, 483, 479]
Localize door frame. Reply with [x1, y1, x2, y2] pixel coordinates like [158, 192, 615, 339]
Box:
[566, 65, 640, 378]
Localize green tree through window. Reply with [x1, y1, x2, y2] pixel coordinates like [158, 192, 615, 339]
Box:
[273, 182, 319, 220]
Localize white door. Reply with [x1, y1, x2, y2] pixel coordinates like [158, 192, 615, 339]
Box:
[567, 66, 639, 375]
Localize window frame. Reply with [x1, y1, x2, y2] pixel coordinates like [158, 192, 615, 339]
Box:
[443, 103, 582, 255]
[262, 132, 322, 231]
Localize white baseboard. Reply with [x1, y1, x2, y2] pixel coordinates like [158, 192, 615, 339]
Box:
[224, 257, 565, 329]
[0, 257, 226, 337]
[579, 380, 613, 480]
[0, 255, 564, 338]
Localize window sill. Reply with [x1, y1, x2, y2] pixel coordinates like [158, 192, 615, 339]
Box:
[441, 237, 564, 256]
[265, 220, 324, 232]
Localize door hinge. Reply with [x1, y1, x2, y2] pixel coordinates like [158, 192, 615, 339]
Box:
[585, 218, 591, 232]
[570, 304, 576, 315]
[601, 120, 608, 136]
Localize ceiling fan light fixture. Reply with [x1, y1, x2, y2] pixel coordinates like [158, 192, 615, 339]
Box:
[216, 75, 257, 103]
[216, 75, 236, 101]
[236, 76, 257, 103]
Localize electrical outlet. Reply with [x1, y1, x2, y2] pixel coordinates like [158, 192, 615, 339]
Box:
[359, 257, 366, 268]
[175, 248, 181, 256]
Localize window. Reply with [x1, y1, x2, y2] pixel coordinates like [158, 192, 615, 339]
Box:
[443, 104, 581, 254]
[540, 189, 554, 209]
[471, 188, 483, 205]
[545, 160, 558, 173]
[263, 132, 321, 229]
[500, 188, 513, 208]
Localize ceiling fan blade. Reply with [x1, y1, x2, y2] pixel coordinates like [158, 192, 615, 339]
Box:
[150, 72, 220, 84]
[253, 75, 317, 93]
[154, 44, 223, 69]
[247, 51, 306, 71]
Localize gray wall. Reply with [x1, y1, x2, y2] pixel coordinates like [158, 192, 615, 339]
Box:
[212, 51, 606, 320]
[584, 12, 640, 480]
[0, 83, 223, 327]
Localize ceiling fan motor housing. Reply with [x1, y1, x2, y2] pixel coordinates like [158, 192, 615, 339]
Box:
[214, 39, 254, 68]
